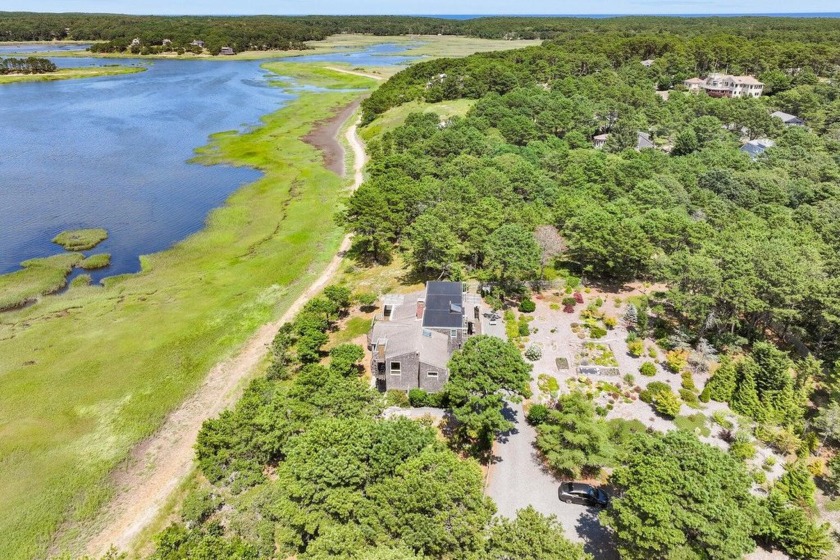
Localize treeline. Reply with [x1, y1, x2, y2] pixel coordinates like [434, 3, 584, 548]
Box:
[362, 30, 840, 122]
[3, 12, 840, 56]
[0, 56, 56, 74]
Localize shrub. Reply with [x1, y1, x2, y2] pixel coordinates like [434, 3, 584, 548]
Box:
[181, 487, 221, 526]
[526, 404, 549, 426]
[639, 362, 657, 377]
[679, 388, 699, 406]
[518, 322, 530, 337]
[680, 371, 697, 392]
[574, 292, 584, 304]
[603, 316, 617, 329]
[729, 431, 757, 461]
[623, 373, 635, 386]
[648, 347, 658, 359]
[664, 348, 690, 373]
[589, 326, 607, 339]
[561, 296, 577, 307]
[752, 469, 767, 485]
[563, 304, 575, 313]
[699, 386, 711, 403]
[408, 388, 445, 408]
[594, 297, 603, 307]
[627, 339, 644, 357]
[355, 291, 378, 309]
[566, 276, 580, 289]
[519, 298, 536, 313]
[653, 390, 682, 418]
[524, 344, 543, 361]
[385, 389, 410, 408]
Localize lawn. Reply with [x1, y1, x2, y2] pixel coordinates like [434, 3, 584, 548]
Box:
[0, 64, 376, 559]
[361, 98, 476, 143]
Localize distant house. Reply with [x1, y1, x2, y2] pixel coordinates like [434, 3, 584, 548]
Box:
[593, 131, 655, 151]
[219, 46, 235, 56]
[636, 132, 655, 150]
[162, 38, 172, 46]
[130, 38, 141, 47]
[641, 59, 655, 67]
[684, 74, 764, 98]
[740, 138, 775, 159]
[771, 111, 805, 126]
[369, 282, 475, 393]
[593, 133, 609, 149]
[190, 39, 205, 48]
[683, 77, 706, 92]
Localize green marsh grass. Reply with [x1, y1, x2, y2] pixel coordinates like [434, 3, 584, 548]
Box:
[78, 253, 111, 269]
[0, 63, 376, 559]
[52, 228, 108, 251]
[0, 253, 82, 311]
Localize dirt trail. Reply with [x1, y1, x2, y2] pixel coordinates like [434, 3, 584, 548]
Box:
[325, 66, 385, 81]
[81, 107, 367, 558]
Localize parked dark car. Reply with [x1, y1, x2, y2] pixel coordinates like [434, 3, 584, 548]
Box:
[558, 482, 610, 508]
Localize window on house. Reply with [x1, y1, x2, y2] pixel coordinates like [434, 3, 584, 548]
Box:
[427, 371, 439, 378]
[450, 329, 457, 338]
[390, 361, 401, 375]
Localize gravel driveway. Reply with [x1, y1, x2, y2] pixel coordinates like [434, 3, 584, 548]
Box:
[485, 401, 618, 559]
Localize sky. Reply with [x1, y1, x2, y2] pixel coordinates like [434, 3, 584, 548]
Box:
[3, 0, 839, 16]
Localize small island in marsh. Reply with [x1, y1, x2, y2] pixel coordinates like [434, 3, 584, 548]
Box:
[0, 56, 144, 84]
[78, 253, 111, 270]
[52, 228, 108, 251]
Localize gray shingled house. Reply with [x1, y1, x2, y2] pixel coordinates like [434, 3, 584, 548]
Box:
[369, 281, 475, 393]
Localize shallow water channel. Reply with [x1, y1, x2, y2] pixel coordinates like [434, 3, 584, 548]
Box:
[0, 43, 415, 282]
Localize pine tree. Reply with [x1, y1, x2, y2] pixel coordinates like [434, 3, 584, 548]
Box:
[623, 304, 638, 330]
[731, 360, 763, 420]
[705, 357, 737, 402]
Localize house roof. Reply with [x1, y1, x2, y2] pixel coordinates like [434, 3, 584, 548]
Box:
[593, 133, 609, 141]
[771, 111, 803, 123]
[740, 138, 775, 158]
[684, 78, 705, 84]
[732, 76, 763, 85]
[371, 314, 451, 369]
[423, 281, 464, 330]
[637, 132, 655, 150]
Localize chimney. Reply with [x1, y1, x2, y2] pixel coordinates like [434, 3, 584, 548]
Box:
[416, 298, 425, 320]
[377, 338, 386, 361]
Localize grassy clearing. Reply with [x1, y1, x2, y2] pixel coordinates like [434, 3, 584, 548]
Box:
[0, 65, 145, 84]
[361, 99, 476, 143]
[78, 254, 111, 270]
[263, 61, 376, 89]
[52, 228, 108, 251]
[675, 413, 711, 437]
[0, 253, 82, 311]
[0, 64, 372, 560]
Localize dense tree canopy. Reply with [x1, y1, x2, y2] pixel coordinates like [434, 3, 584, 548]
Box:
[602, 431, 759, 560]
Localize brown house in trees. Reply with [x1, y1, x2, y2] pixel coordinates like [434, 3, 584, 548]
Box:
[369, 282, 476, 393]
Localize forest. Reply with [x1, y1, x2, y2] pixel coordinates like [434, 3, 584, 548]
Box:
[3, 12, 840, 55]
[117, 17, 840, 560]
[0, 56, 56, 74]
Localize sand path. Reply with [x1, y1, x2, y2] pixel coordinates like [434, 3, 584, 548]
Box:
[82, 105, 367, 558]
[325, 66, 385, 81]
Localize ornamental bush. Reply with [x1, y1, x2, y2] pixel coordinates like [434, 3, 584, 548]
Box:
[524, 344, 542, 361]
[639, 362, 657, 377]
[518, 298, 536, 313]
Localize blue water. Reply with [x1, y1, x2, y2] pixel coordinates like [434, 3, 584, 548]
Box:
[0, 43, 416, 283]
[0, 43, 91, 55]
